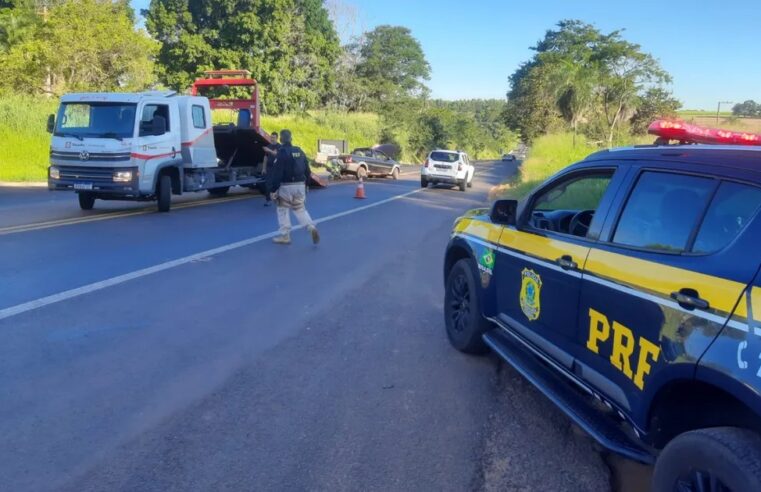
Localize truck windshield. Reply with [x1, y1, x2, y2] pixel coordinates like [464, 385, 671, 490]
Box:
[55, 102, 137, 140]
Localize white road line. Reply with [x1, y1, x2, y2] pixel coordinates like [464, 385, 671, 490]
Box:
[0, 188, 424, 321]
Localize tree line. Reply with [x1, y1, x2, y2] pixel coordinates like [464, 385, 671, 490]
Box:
[733, 100, 761, 118]
[0, 3, 689, 155]
[504, 20, 681, 144]
[0, 1, 432, 113]
[0, 0, 515, 159]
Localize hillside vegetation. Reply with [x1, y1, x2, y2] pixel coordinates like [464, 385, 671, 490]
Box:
[0, 97, 380, 182]
[492, 132, 651, 200]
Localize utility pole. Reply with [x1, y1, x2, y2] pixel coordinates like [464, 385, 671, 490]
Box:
[717, 101, 733, 125]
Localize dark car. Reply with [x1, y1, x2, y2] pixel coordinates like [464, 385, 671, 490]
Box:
[502, 153, 516, 161]
[442, 121, 761, 491]
[338, 148, 401, 180]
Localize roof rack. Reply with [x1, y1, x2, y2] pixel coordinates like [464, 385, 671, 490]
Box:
[649, 119, 761, 146]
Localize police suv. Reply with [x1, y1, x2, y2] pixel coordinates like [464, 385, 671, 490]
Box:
[443, 120, 761, 491]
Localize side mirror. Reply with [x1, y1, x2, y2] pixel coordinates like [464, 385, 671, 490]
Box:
[490, 199, 518, 226]
[152, 115, 167, 136]
[46, 114, 55, 133]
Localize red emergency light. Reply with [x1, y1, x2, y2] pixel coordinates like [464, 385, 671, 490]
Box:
[648, 119, 761, 146]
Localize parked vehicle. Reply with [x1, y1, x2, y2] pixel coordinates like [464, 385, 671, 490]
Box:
[502, 154, 516, 161]
[421, 150, 474, 191]
[47, 70, 324, 212]
[336, 148, 401, 180]
[442, 119, 761, 491]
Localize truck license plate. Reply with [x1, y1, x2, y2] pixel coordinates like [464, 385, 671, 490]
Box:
[74, 183, 93, 190]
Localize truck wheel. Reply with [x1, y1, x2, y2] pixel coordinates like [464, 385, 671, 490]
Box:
[78, 193, 95, 210]
[357, 166, 368, 180]
[458, 180, 466, 192]
[391, 167, 400, 180]
[421, 177, 428, 188]
[208, 186, 230, 197]
[157, 174, 171, 212]
[444, 258, 490, 354]
[652, 427, 761, 492]
[467, 174, 473, 187]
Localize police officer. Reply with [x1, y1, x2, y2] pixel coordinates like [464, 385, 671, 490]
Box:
[267, 129, 320, 245]
[261, 131, 281, 207]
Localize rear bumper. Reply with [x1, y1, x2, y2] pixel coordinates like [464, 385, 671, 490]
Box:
[423, 174, 462, 184]
[48, 165, 142, 197]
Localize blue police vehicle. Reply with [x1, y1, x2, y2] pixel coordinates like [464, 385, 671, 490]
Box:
[444, 120, 761, 491]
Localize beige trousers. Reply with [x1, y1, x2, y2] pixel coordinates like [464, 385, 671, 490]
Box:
[276, 183, 315, 235]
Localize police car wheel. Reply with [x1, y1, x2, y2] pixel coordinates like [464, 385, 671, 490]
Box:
[652, 427, 761, 492]
[444, 258, 490, 354]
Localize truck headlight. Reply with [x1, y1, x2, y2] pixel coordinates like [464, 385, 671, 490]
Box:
[49, 166, 60, 180]
[113, 170, 133, 182]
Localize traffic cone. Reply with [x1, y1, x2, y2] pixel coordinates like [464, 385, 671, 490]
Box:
[354, 177, 366, 199]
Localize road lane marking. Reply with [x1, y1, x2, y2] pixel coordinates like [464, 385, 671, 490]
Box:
[0, 180, 366, 236]
[0, 188, 424, 321]
[0, 194, 255, 236]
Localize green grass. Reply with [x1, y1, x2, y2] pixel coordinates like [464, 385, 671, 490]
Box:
[493, 132, 650, 200]
[0, 95, 58, 181]
[678, 110, 732, 117]
[0, 96, 385, 181]
[214, 109, 382, 160]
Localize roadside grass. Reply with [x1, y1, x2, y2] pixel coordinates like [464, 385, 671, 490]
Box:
[682, 115, 761, 133]
[0, 95, 57, 181]
[214, 109, 382, 160]
[0, 96, 385, 181]
[491, 132, 651, 201]
[678, 110, 732, 117]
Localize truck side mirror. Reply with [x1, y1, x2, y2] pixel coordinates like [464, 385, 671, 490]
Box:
[47, 114, 55, 133]
[490, 199, 518, 226]
[152, 115, 167, 136]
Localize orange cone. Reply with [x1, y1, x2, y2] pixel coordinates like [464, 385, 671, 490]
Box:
[354, 177, 366, 199]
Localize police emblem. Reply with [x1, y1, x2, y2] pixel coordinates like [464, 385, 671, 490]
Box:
[519, 268, 542, 321]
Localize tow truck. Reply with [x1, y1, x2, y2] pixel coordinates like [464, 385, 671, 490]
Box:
[47, 70, 324, 212]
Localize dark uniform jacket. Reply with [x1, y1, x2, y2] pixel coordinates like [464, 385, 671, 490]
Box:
[267, 143, 311, 192]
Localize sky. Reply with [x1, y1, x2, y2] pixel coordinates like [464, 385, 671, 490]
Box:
[130, 0, 761, 110]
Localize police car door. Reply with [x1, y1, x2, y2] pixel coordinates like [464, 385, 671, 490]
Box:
[576, 164, 761, 423]
[495, 166, 622, 369]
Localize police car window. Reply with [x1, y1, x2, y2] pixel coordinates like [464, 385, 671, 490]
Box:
[613, 172, 714, 253]
[692, 182, 761, 254]
[529, 172, 612, 238]
[191, 105, 205, 129]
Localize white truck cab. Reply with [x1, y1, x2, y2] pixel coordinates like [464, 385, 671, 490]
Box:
[420, 149, 474, 192]
[48, 91, 268, 211]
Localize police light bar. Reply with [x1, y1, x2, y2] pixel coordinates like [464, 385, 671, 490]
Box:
[648, 119, 761, 146]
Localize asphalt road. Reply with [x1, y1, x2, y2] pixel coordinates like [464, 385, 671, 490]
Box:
[0, 162, 614, 491]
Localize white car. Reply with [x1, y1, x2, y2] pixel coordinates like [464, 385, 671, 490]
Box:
[421, 150, 474, 191]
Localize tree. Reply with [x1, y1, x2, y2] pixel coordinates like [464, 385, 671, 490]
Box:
[504, 20, 672, 145]
[144, 0, 340, 114]
[630, 88, 681, 134]
[355, 25, 430, 105]
[733, 100, 760, 118]
[0, 0, 156, 95]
